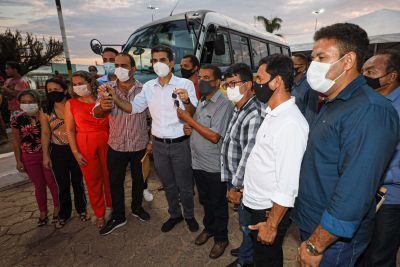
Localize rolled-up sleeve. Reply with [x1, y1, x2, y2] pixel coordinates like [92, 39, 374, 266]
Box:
[321, 105, 399, 238]
[271, 121, 308, 207]
[185, 80, 198, 108]
[131, 85, 148, 114]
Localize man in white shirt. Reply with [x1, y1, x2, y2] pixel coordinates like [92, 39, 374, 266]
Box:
[100, 44, 200, 233]
[244, 54, 309, 266]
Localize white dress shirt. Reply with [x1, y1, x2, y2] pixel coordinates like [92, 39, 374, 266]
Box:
[130, 74, 198, 138]
[243, 97, 309, 210]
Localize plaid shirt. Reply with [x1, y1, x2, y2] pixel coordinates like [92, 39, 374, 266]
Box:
[221, 96, 264, 187]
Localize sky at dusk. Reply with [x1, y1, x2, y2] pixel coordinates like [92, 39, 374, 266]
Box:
[1, 0, 399, 64]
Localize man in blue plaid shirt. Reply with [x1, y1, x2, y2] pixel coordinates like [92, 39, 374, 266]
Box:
[221, 63, 264, 267]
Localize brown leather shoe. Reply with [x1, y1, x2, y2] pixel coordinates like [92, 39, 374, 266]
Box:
[195, 229, 213, 245]
[209, 241, 229, 259]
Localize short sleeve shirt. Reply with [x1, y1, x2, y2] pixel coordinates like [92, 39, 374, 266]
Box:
[4, 78, 29, 112]
[190, 90, 234, 172]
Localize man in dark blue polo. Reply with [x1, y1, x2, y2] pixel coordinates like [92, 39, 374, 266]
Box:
[292, 23, 400, 267]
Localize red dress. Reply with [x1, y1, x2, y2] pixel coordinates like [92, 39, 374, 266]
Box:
[69, 98, 111, 218]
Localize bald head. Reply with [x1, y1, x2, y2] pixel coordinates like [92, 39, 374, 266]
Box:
[362, 53, 399, 96]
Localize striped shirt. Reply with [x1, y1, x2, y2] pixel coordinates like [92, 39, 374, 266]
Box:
[96, 80, 149, 152]
[220, 96, 264, 187]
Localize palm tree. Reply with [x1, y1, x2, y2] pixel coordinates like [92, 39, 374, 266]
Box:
[255, 16, 283, 34]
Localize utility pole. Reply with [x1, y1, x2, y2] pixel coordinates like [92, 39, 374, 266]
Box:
[55, 0, 72, 80]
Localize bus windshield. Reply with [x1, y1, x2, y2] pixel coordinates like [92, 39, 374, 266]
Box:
[123, 19, 200, 83]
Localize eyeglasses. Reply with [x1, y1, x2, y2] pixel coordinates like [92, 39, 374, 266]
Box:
[150, 58, 169, 64]
[222, 80, 248, 90]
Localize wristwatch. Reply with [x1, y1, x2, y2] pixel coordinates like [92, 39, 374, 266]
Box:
[232, 185, 242, 192]
[305, 239, 322, 256]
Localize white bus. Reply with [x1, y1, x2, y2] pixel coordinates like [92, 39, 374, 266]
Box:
[91, 10, 290, 83]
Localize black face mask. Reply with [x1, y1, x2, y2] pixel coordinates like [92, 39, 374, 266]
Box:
[198, 80, 216, 97]
[181, 68, 195, 79]
[364, 73, 390, 90]
[253, 79, 275, 103]
[47, 91, 66, 103]
[293, 67, 302, 77]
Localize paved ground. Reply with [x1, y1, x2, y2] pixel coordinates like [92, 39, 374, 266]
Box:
[0, 165, 301, 267]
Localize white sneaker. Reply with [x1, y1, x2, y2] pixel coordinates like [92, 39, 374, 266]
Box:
[143, 189, 154, 202]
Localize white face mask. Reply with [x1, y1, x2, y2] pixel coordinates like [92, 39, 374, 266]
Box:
[73, 84, 91, 96]
[307, 55, 347, 93]
[153, 62, 170, 78]
[103, 62, 115, 75]
[20, 103, 39, 114]
[227, 84, 246, 103]
[115, 67, 131, 82]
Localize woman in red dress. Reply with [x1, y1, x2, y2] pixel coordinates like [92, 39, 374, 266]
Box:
[64, 71, 111, 228]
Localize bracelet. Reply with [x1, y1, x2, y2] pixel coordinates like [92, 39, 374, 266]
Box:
[182, 98, 191, 105]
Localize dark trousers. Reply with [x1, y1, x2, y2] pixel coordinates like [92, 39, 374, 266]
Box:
[357, 204, 400, 267]
[50, 144, 86, 220]
[193, 169, 228, 242]
[107, 147, 145, 220]
[152, 138, 194, 219]
[248, 206, 291, 267]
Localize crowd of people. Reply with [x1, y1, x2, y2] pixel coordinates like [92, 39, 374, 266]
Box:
[0, 21, 399, 267]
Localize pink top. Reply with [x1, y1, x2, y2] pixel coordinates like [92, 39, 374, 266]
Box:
[4, 78, 29, 112]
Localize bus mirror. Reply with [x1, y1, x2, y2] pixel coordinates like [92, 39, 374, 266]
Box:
[214, 34, 225, 56]
[90, 39, 103, 55]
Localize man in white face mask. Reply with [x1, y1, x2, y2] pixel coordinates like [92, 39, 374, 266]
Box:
[291, 23, 400, 267]
[94, 53, 151, 235]
[97, 47, 118, 85]
[102, 45, 199, 233]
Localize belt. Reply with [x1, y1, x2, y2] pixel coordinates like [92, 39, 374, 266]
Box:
[153, 135, 189, 144]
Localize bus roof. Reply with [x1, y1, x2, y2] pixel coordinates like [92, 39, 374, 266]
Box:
[133, 10, 288, 46]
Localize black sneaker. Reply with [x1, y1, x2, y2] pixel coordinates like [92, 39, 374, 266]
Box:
[185, 217, 199, 232]
[131, 207, 150, 221]
[161, 216, 184, 232]
[99, 218, 127, 236]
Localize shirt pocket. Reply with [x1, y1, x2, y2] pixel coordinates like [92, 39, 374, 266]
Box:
[198, 111, 212, 128]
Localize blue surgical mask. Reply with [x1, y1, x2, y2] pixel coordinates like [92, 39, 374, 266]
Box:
[104, 62, 115, 75]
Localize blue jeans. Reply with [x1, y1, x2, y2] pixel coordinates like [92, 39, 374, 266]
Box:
[300, 230, 369, 267]
[239, 201, 253, 264]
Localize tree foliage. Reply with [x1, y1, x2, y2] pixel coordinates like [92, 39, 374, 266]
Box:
[0, 29, 64, 76]
[255, 16, 283, 34]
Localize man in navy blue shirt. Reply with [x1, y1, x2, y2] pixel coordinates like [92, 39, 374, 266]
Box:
[358, 49, 400, 267]
[291, 23, 400, 267]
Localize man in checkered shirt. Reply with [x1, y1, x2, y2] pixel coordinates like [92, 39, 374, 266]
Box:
[221, 63, 264, 267]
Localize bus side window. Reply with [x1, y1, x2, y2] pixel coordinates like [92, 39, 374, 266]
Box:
[269, 43, 282, 55]
[230, 33, 251, 66]
[251, 39, 269, 68]
[201, 28, 232, 66]
[282, 47, 290, 56]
